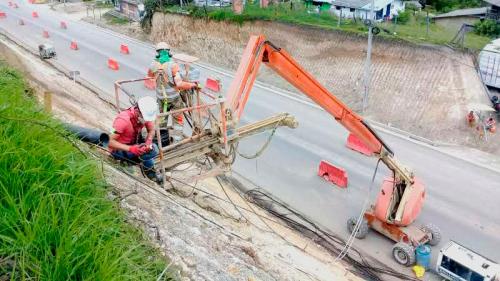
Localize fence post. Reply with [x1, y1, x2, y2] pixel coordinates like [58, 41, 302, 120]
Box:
[44, 91, 52, 113]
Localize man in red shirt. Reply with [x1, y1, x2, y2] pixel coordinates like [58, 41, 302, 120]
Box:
[108, 96, 162, 183]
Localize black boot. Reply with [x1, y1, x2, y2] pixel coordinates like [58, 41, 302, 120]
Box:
[142, 166, 164, 185]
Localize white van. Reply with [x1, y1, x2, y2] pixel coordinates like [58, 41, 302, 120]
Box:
[437, 241, 499, 281]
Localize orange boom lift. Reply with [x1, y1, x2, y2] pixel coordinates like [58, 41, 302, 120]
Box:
[224, 35, 441, 266]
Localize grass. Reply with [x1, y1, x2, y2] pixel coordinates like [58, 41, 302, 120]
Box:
[166, 1, 492, 50]
[378, 13, 491, 50]
[104, 13, 130, 25]
[0, 61, 174, 280]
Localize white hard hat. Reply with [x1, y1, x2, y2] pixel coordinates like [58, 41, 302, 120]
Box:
[137, 96, 158, 122]
[155, 42, 170, 51]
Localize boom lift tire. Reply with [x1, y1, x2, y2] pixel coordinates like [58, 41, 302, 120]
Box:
[392, 242, 416, 266]
[421, 223, 441, 246]
[347, 217, 369, 239]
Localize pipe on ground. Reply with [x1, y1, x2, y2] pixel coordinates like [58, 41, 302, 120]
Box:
[63, 124, 109, 147]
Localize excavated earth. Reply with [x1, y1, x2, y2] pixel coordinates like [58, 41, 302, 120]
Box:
[0, 35, 363, 281]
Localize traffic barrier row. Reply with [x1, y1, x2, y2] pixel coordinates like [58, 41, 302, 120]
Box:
[318, 160, 348, 188]
[70, 40, 78, 50]
[205, 78, 221, 92]
[346, 133, 373, 156]
[120, 44, 129, 54]
[108, 58, 119, 70]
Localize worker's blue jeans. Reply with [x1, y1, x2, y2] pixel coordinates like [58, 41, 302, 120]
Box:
[111, 144, 159, 173]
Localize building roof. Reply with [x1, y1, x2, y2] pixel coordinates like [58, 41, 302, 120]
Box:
[328, 0, 395, 9]
[405, 1, 422, 9]
[330, 0, 371, 9]
[484, 0, 500, 7]
[433, 7, 487, 18]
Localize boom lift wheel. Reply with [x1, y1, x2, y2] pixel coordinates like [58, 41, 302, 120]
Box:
[421, 223, 441, 246]
[346, 217, 369, 239]
[392, 242, 416, 266]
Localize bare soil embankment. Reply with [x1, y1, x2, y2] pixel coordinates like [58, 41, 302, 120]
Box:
[150, 13, 499, 154]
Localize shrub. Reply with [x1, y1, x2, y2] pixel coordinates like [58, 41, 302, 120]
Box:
[474, 19, 500, 37]
[394, 10, 411, 24]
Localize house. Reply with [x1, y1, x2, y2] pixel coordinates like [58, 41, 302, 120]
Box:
[114, 0, 144, 21]
[483, 0, 500, 21]
[306, 0, 405, 20]
[432, 7, 487, 31]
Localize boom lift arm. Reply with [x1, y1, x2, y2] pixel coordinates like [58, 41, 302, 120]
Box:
[226, 35, 419, 226]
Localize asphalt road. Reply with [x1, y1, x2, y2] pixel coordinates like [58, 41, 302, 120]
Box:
[1, 1, 500, 278]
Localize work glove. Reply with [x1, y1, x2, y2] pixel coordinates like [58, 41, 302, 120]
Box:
[129, 144, 149, 156]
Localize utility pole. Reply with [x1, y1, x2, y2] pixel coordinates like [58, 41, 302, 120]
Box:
[426, 8, 430, 37]
[362, 0, 375, 112]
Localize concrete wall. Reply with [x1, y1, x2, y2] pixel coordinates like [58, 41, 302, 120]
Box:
[150, 13, 487, 142]
[434, 16, 480, 32]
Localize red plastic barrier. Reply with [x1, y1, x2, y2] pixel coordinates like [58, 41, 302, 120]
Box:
[31, 11, 38, 18]
[70, 40, 78, 50]
[0, 11, 6, 18]
[42, 30, 49, 38]
[205, 78, 221, 92]
[107, 58, 119, 70]
[144, 77, 156, 90]
[60, 21, 67, 29]
[120, 44, 129, 54]
[18, 19, 24, 25]
[318, 160, 348, 188]
[346, 133, 373, 156]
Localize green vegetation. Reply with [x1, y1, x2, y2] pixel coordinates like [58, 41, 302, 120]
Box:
[426, 0, 482, 13]
[474, 19, 500, 37]
[105, 13, 130, 25]
[0, 62, 173, 280]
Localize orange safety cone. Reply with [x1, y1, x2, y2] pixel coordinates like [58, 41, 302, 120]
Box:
[32, 11, 38, 18]
[60, 21, 67, 29]
[120, 44, 130, 54]
[42, 30, 49, 38]
[18, 19, 24, 25]
[70, 40, 78, 50]
[107, 58, 119, 70]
